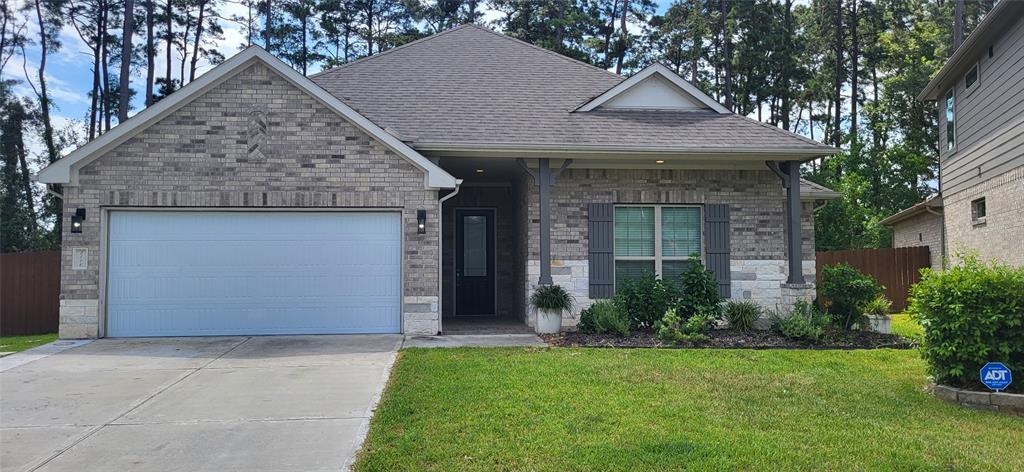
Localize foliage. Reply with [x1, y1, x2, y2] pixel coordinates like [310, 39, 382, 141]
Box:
[909, 256, 1024, 393]
[612, 272, 680, 330]
[656, 307, 715, 344]
[863, 295, 892, 318]
[723, 301, 761, 331]
[819, 263, 884, 330]
[770, 299, 830, 342]
[529, 284, 574, 312]
[577, 300, 629, 337]
[674, 257, 723, 318]
[890, 314, 924, 344]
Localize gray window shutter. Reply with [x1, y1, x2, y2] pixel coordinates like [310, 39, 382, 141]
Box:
[588, 203, 615, 299]
[704, 203, 731, 298]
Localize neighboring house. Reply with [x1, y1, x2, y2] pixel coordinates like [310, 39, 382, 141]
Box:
[36, 25, 838, 339]
[880, 195, 944, 271]
[915, 0, 1024, 268]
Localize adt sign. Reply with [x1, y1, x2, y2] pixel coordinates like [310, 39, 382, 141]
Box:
[980, 362, 1012, 392]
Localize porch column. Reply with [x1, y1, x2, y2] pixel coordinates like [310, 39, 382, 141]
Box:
[784, 160, 805, 284]
[538, 158, 554, 286]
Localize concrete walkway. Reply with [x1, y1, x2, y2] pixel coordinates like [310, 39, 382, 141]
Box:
[0, 335, 400, 472]
[403, 334, 546, 348]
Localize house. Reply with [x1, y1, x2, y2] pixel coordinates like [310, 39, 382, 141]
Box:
[912, 0, 1024, 268]
[880, 195, 944, 271]
[35, 25, 838, 339]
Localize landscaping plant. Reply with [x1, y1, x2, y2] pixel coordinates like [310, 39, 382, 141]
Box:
[770, 300, 830, 342]
[675, 257, 723, 318]
[577, 301, 630, 336]
[612, 272, 680, 329]
[863, 295, 892, 317]
[530, 284, 575, 312]
[909, 255, 1024, 393]
[656, 307, 715, 344]
[819, 263, 884, 330]
[723, 301, 761, 331]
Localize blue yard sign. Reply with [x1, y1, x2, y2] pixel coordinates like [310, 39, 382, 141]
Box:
[980, 362, 1012, 392]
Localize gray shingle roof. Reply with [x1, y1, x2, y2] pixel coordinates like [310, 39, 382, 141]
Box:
[312, 24, 834, 155]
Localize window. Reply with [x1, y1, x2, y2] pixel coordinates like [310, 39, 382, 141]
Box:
[945, 89, 955, 150]
[614, 206, 701, 286]
[965, 64, 978, 89]
[972, 197, 986, 224]
[989, 45, 994, 58]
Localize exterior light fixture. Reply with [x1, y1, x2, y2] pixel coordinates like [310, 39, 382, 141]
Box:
[71, 208, 86, 233]
[475, 169, 484, 174]
[655, 160, 665, 164]
[417, 209, 427, 234]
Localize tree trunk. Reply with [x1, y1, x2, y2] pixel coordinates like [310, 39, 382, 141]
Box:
[119, 0, 134, 122]
[165, 0, 173, 91]
[849, 0, 858, 148]
[15, 115, 39, 234]
[89, 42, 100, 139]
[721, 0, 733, 111]
[780, 0, 793, 131]
[33, 0, 58, 164]
[615, 0, 628, 74]
[953, 0, 964, 49]
[189, 0, 206, 82]
[601, 0, 618, 69]
[833, 0, 843, 148]
[101, 0, 111, 132]
[179, 7, 191, 85]
[145, 0, 154, 106]
[264, 0, 271, 51]
[301, 14, 307, 75]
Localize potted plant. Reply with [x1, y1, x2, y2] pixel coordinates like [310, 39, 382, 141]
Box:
[862, 295, 893, 334]
[530, 284, 574, 334]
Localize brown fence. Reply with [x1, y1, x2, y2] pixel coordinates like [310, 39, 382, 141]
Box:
[1, 251, 61, 336]
[815, 246, 931, 313]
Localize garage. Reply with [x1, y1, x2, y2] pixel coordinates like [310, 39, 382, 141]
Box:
[105, 211, 402, 337]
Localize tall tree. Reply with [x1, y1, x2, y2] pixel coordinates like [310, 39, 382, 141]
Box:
[28, 0, 62, 165]
[144, 0, 154, 105]
[832, 0, 842, 148]
[118, 0, 134, 121]
[848, 0, 857, 148]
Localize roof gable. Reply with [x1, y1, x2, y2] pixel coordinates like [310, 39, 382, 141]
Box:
[576, 63, 729, 113]
[36, 47, 457, 189]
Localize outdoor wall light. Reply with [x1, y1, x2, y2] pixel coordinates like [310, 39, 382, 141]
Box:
[417, 209, 427, 234]
[70, 208, 86, 233]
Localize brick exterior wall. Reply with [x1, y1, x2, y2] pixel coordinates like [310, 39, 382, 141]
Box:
[943, 165, 1024, 267]
[891, 211, 944, 271]
[521, 168, 818, 327]
[59, 62, 440, 338]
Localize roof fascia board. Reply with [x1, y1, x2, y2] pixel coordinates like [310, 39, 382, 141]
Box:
[36, 47, 457, 189]
[414, 143, 835, 159]
[576, 63, 730, 113]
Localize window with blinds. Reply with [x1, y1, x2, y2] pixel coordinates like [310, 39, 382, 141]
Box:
[614, 205, 702, 287]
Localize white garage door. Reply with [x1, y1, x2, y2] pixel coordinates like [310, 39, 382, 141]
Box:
[106, 211, 402, 337]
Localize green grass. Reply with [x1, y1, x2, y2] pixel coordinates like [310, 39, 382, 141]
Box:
[0, 333, 57, 353]
[891, 313, 924, 343]
[356, 348, 1024, 471]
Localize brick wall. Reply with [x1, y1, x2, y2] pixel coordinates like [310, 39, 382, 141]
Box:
[891, 211, 944, 270]
[943, 165, 1024, 267]
[59, 62, 440, 338]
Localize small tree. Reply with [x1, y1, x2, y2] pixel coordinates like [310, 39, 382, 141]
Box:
[675, 257, 722, 318]
[819, 263, 884, 330]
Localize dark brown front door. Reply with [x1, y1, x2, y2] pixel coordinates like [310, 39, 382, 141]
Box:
[455, 209, 496, 316]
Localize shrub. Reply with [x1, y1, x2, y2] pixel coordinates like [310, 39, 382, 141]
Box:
[819, 263, 884, 330]
[612, 272, 680, 329]
[909, 256, 1024, 393]
[770, 300, 830, 342]
[863, 296, 892, 318]
[675, 257, 723, 318]
[656, 307, 715, 344]
[530, 284, 574, 312]
[723, 301, 761, 331]
[578, 301, 630, 336]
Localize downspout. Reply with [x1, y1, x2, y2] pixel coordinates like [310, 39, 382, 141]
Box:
[436, 179, 463, 334]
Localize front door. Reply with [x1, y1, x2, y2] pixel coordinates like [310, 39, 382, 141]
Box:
[455, 208, 496, 316]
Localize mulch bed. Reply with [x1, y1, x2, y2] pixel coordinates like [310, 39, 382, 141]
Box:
[543, 329, 914, 350]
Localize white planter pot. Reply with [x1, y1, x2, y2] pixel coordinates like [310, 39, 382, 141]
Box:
[867, 315, 892, 334]
[535, 308, 563, 334]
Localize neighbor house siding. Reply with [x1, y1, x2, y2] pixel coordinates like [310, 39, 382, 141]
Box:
[891, 212, 944, 271]
[938, 14, 1024, 196]
[521, 168, 817, 327]
[943, 166, 1024, 268]
[59, 62, 440, 338]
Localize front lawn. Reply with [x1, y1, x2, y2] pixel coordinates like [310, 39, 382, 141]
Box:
[891, 313, 924, 342]
[356, 348, 1024, 471]
[0, 333, 58, 353]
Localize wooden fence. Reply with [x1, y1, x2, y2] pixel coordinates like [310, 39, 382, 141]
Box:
[815, 246, 931, 313]
[1, 251, 61, 336]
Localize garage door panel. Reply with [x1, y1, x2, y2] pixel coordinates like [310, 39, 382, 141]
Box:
[106, 211, 402, 337]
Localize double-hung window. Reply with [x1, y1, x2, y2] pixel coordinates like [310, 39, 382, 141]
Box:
[945, 89, 955, 150]
[614, 205, 701, 286]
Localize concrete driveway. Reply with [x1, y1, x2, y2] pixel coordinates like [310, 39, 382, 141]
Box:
[0, 335, 401, 472]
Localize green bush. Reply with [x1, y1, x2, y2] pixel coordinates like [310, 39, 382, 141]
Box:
[819, 263, 884, 330]
[656, 307, 715, 344]
[578, 301, 630, 336]
[723, 301, 761, 331]
[863, 295, 892, 318]
[675, 257, 723, 319]
[529, 284, 574, 312]
[770, 300, 830, 342]
[612, 272, 680, 329]
[909, 256, 1024, 393]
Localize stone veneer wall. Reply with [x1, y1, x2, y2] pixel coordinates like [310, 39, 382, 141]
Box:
[943, 165, 1024, 267]
[891, 211, 944, 271]
[59, 62, 440, 338]
[521, 168, 818, 327]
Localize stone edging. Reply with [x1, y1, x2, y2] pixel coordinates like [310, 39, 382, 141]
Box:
[932, 384, 1024, 416]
